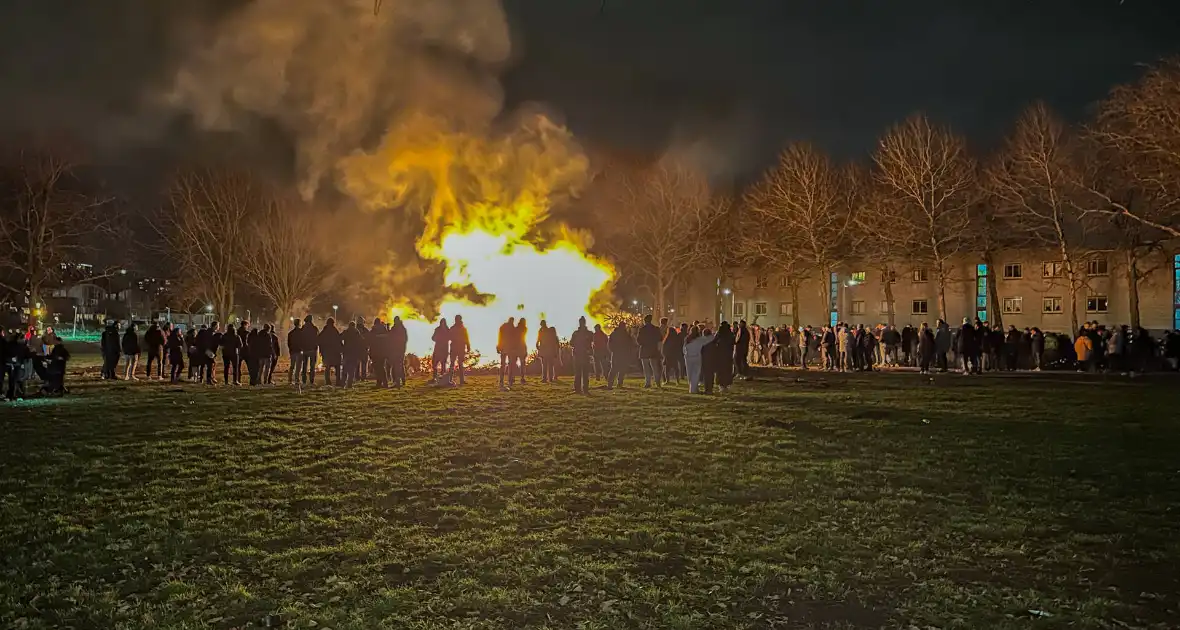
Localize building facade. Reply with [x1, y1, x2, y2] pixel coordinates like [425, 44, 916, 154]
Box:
[677, 249, 1180, 333]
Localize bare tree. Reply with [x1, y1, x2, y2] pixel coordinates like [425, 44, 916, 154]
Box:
[0, 146, 118, 328]
[240, 194, 334, 347]
[874, 114, 976, 321]
[745, 143, 857, 320]
[603, 160, 726, 317]
[989, 103, 1100, 334]
[1089, 58, 1180, 238]
[854, 176, 914, 327]
[154, 166, 261, 324]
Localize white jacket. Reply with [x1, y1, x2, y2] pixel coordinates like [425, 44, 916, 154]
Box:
[684, 334, 714, 360]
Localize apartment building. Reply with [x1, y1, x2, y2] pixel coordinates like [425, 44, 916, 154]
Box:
[678, 250, 1180, 333]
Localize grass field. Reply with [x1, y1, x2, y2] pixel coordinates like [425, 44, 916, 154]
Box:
[1, 369, 1178, 629]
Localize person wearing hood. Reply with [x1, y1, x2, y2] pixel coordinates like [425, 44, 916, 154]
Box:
[287, 319, 304, 384]
[450, 314, 472, 385]
[934, 319, 952, 372]
[537, 319, 561, 383]
[342, 320, 365, 387]
[636, 314, 663, 389]
[569, 316, 594, 394]
[100, 320, 121, 380]
[607, 322, 634, 390]
[390, 316, 408, 387]
[121, 323, 141, 381]
[703, 321, 736, 394]
[143, 322, 165, 380]
[220, 321, 243, 385]
[166, 327, 185, 384]
[592, 323, 610, 382]
[430, 318, 450, 382]
[300, 315, 319, 385]
[244, 325, 265, 386]
[683, 325, 713, 394]
[318, 318, 343, 385]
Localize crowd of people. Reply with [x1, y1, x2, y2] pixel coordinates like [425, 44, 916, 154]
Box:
[4, 310, 1180, 402]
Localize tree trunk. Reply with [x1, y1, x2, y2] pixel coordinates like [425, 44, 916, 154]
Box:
[819, 266, 833, 323]
[275, 305, 291, 355]
[1126, 249, 1141, 330]
[790, 282, 801, 328]
[27, 281, 43, 330]
[1067, 281, 1079, 337]
[935, 264, 949, 322]
[881, 266, 896, 327]
[984, 251, 1002, 329]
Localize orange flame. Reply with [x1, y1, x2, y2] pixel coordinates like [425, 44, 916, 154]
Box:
[340, 112, 615, 357]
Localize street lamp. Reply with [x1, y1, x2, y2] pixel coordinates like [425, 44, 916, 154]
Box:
[73, 305, 79, 336]
[332, 305, 339, 320]
[205, 304, 213, 313]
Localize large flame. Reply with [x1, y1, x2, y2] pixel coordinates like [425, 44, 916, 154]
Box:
[340, 112, 615, 358]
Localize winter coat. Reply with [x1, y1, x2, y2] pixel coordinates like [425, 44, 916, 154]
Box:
[570, 326, 593, 356]
[343, 326, 365, 359]
[537, 325, 559, 358]
[318, 325, 343, 365]
[450, 323, 471, 356]
[935, 323, 952, 354]
[683, 333, 713, 360]
[608, 326, 634, 355]
[287, 326, 303, 354]
[144, 326, 165, 351]
[390, 322, 408, 355]
[101, 326, 120, 357]
[220, 328, 243, 359]
[121, 329, 141, 355]
[592, 330, 610, 355]
[636, 323, 662, 359]
[1074, 336, 1094, 362]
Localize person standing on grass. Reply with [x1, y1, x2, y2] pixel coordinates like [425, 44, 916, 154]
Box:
[166, 327, 185, 383]
[734, 320, 751, 380]
[121, 323, 141, 381]
[267, 324, 281, 384]
[235, 321, 250, 381]
[570, 316, 593, 394]
[370, 318, 389, 387]
[430, 318, 450, 382]
[450, 314, 471, 386]
[143, 322, 164, 380]
[356, 316, 371, 380]
[683, 325, 712, 394]
[918, 322, 936, 374]
[636, 314, 663, 389]
[342, 320, 365, 387]
[220, 322, 243, 385]
[390, 316, 408, 387]
[702, 322, 736, 394]
[935, 319, 952, 372]
[662, 322, 684, 384]
[592, 323, 610, 382]
[497, 317, 516, 390]
[0, 333, 11, 398]
[208, 323, 223, 384]
[100, 320, 120, 380]
[300, 315, 319, 385]
[287, 318, 304, 385]
[607, 322, 633, 390]
[537, 319, 560, 383]
[318, 318, 343, 385]
[196, 324, 213, 383]
[514, 318, 529, 383]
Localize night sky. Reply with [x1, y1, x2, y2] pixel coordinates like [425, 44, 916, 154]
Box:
[1, 0, 1178, 184]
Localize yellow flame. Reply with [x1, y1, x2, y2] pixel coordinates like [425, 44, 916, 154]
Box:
[342, 112, 615, 358]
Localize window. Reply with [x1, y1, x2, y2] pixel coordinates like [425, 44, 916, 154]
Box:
[1002, 297, 1023, 314]
[851, 271, 866, 283]
[1042, 296, 1063, 314]
[1003, 263, 1023, 279]
[1086, 295, 1108, 314]
[779, 302, 793, 316]
[1042, 261, 1063, 278]
[911, 299, 928, 315]
[912, 268, 928, 283]
[850, 300, 866, 315]
[778, 275, 789, 288]
[879, 300, 894, 313]
[754, 302, 768, 316]
[733, 278, 743, 290]
[1087, 258, 1109, 277]
[733, 302, 745, 317]
[755, 275, 768, 289]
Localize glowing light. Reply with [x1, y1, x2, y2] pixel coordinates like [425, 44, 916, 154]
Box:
[722, 288, 732, 295]
[205, 304, 214, 313]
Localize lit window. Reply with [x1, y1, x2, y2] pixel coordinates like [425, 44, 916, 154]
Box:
[1086, 295, 1108, 314]
[733, 302, 745, 317]
[754, 302, 768, 316]
[1002, 297, 1023, 314]
[779, 302, 793, 316]
[851, 271, 866, 283]
[911, 299, 928, 315]
[1087, 258, 1108, 277]
[755, 275, 768, 289]
[1003, 263, 1023, 279]
[778, 275, 789, 288]
[1042, 262, 1063, 278]
[1042, 296, 1063, 314]
[912, 268, 928, 283]
[850, 300, 866, 315]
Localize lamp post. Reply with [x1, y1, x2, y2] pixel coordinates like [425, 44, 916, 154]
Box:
[333, 304, 339, 320]
[72, 305, 78, 337]
[165, 307, 171, 323]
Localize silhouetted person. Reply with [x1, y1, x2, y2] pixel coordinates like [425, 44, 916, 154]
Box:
[450, 314, 471, 385]
[636, 314, 662, 388]
[592, 323, 610, 381]
[235, 321, 250, 380]
[607, 323, 633, 390]
[266, 324, 280, 384]
[356, 316, 371, 380]
[537, 319, 560, 383]
[300, 315, 319, 384]
[702, 321, 736, 394]
[734, 320, 751, 379]
[220, 322, 243, 385]
[431, 318, 450, 381]
[287, 319, 304, 384]
[144, 322, 165, 379]
[570, 316, 593, 394]
[196, 323, 215, 383]
[663, 322, 685, 384]
[121, 323, 141, 380]
[498, 317, 517, 389]
[390, 316, 408, 387]
[514, 318, 529, 383]
[370, 318, 389, 387]
[166, 328, 185, 383]
[100, 320, 120, 380]
[342, 321, 365, 387]
[318, 318, 343, 385]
